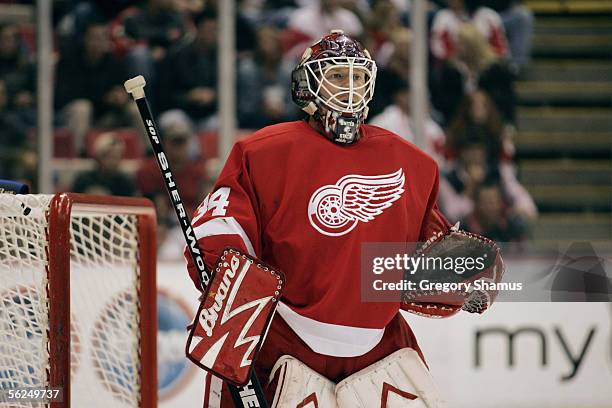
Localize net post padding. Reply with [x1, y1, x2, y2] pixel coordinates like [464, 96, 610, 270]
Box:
[47, 194, 72, 408]
[46, 193, 157, 408]
[136, 209, 157, 408]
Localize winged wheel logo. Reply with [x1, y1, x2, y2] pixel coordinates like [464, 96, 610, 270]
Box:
[307, 169, 405, 236]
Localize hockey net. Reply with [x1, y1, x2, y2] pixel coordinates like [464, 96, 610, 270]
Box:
[0, 193, 156, 408]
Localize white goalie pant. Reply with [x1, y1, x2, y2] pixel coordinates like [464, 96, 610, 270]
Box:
[269, 355, 337, 408]
[269, 348, 446, 408]
[336, 348, 447, 408]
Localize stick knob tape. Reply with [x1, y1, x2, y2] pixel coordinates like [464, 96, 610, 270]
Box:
[124, 75, 147, 100]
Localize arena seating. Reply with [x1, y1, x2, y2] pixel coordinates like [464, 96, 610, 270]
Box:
[517, 0, 612, 246]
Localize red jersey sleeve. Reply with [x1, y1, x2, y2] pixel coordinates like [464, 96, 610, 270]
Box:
[402, 165, 457, 316]
[184, 142, 261, 290]
[419, 165, 451, 242]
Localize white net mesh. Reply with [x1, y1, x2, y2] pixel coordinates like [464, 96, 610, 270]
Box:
[0, 195, 52, 408]
[0, 194, 145, 408]
[69, 211, 141, 408]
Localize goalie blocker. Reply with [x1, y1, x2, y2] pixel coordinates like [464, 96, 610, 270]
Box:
[186, 248, 284, 387]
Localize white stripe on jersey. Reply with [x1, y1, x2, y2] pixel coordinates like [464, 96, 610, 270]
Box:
[276, 302, 386, 357]
[193, 216, 256, 256]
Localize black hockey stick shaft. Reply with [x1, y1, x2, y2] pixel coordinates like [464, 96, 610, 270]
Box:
[124, 76, 269, 408]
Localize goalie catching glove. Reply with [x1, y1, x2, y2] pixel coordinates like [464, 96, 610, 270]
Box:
[402, 224, 504, 318]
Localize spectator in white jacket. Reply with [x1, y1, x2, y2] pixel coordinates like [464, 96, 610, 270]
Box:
[430, 0, 509, 61]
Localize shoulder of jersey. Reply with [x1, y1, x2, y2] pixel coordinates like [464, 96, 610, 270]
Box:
[236, 121, 308, 151]
[363, 124, 438, 167]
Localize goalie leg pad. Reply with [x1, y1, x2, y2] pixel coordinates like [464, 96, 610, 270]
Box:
[268, 355, 338, 408]
[335, 348, 447, 408]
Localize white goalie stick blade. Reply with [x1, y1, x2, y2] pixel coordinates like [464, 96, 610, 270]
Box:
[269, 355, 338, 408]
[335, 348, 447, 408]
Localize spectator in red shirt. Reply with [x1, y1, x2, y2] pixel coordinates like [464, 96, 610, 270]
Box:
[364, 0, 406, 59]
[430, 0, 508, 61]
[480, 0, 534, 72]
[284, 0, 364, 58]
[431, 24, 516, 125]
[135, 110, 207, 216]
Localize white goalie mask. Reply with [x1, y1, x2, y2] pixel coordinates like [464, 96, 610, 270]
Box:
[291, 30, 377, 144]
[303, 56, 377, 115]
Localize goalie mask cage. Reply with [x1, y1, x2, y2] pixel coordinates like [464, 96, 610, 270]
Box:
[0, 193, 157, 408]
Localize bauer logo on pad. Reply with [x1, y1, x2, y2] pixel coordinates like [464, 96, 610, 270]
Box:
[186, 248, 284, 386]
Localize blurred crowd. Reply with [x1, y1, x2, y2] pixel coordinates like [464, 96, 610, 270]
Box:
[0, 0, 537, 255]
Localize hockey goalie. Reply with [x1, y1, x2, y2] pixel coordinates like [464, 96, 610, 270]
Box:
[185, 30, 504, 407]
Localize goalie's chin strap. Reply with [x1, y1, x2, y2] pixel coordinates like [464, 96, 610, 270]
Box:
[303, 99, 365, 145]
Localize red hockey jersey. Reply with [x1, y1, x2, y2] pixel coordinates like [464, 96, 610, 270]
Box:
[186, 120, 450, 357]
